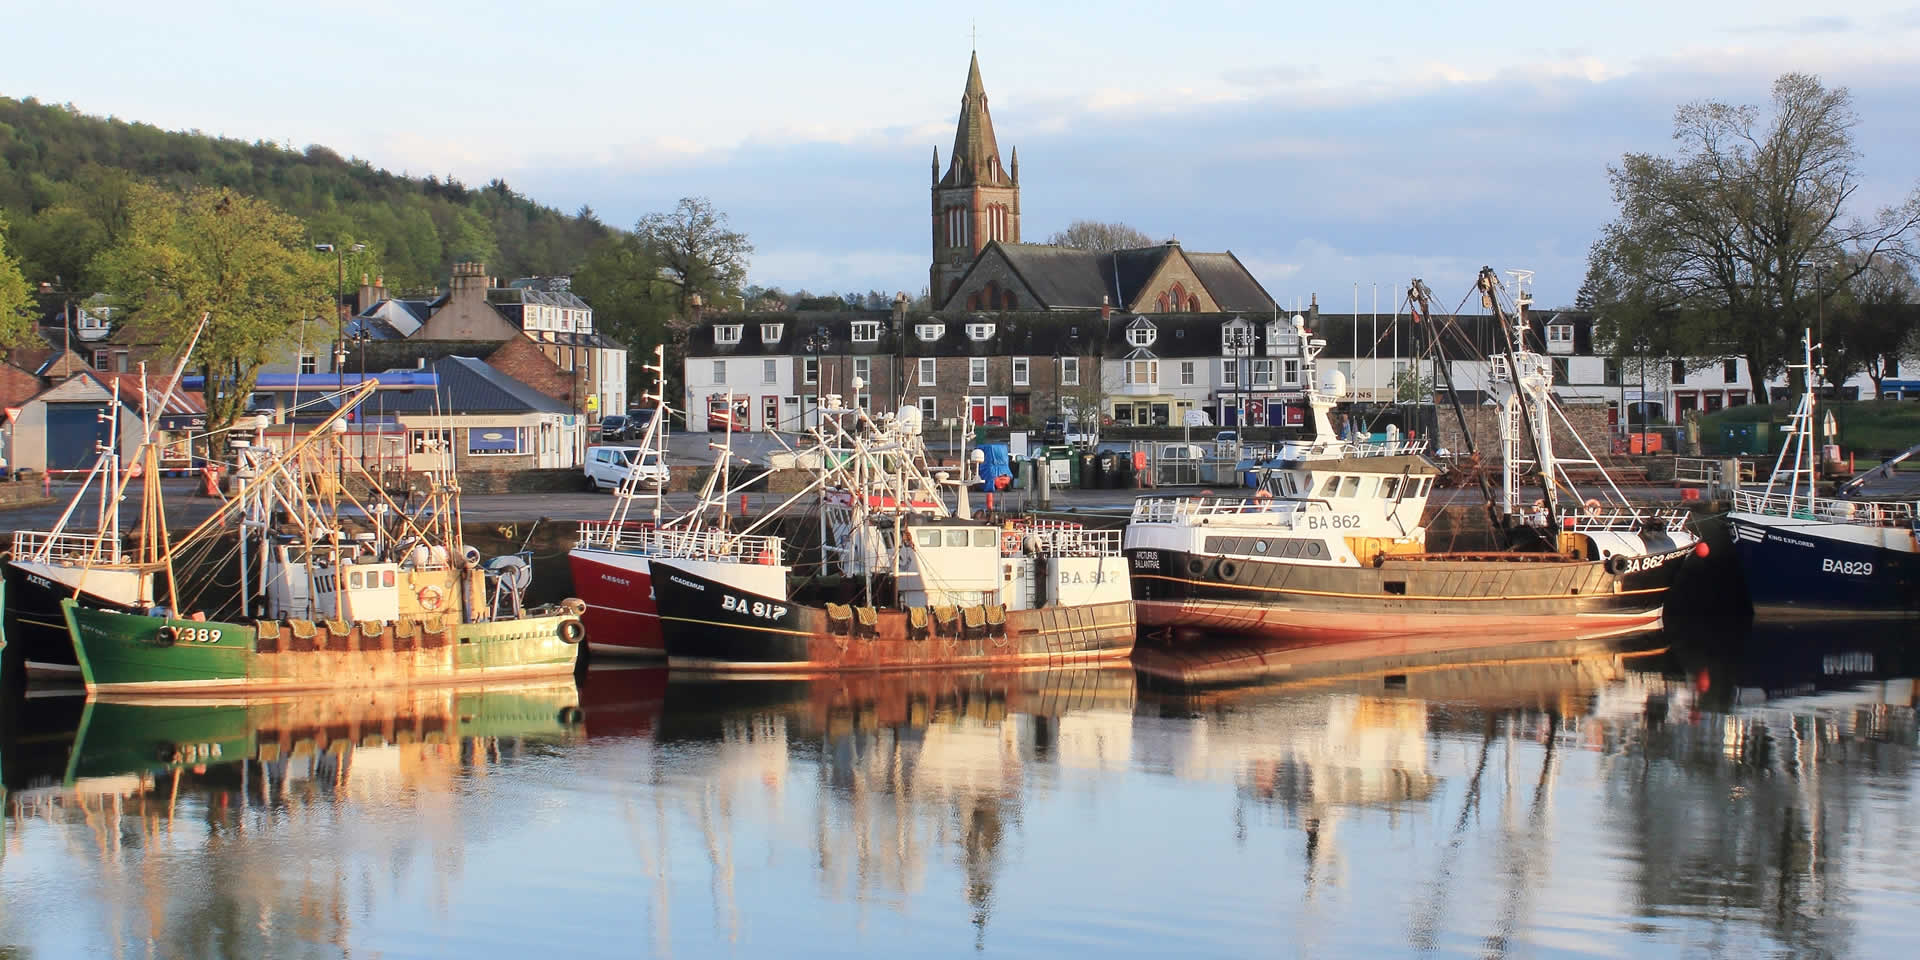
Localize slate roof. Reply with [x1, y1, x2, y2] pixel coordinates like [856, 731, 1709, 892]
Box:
[79, 370, 206, 414]
[952, 242, 1279, 314]
[374, 356, 570, 415]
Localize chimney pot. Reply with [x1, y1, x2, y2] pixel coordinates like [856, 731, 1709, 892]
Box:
[1100, 295, 1111, 321]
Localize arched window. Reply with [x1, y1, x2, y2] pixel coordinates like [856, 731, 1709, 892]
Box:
[1004, 291, 1017, 310]
[1188, 295, 1200, 312]
[1156, 294, 1169, 312]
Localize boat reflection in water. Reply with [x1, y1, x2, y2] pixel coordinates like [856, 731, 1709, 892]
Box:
[4, 624, 1917, 957]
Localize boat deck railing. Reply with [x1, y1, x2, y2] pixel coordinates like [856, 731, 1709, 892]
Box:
[575, 522, 785, 564]
[1001, 522, 1123, 557]
[10, 530, 132, 565]
[1131, 496, 1322, 524]
[1276, 439, 1428, 462]
[1732, 490, 1917, 527]
[1564, 507, 1692, 533]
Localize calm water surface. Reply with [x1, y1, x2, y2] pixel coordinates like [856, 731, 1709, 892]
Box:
[3, 621, 1918, 958]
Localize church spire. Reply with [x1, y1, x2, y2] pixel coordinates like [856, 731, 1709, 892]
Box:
[941, 51, 1010, 189]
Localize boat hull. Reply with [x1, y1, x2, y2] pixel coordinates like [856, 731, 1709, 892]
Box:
[1127, 545, 1690, 648]
[566, 547, 790, 658]
[62, 600, 583, 695]
[652, 561, 1135, 671]
[1729, 513, 1920, 617]
[3, 561, 146, 677]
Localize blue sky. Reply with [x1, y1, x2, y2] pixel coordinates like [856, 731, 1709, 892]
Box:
[8, 1, 1920, 307]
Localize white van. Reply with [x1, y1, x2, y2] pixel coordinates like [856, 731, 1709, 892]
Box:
[584, 445, 668, 492]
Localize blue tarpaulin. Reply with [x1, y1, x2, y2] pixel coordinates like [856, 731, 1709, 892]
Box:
[975, 443, 1010, 490]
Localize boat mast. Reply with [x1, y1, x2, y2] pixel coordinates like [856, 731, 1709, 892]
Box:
[1762, 330, 1819, 514]
[1482, 266, 1558, 532]
[1411, 279, 1502, 532]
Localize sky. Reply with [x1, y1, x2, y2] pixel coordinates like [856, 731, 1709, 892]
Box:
[7, 0, 1920, 309]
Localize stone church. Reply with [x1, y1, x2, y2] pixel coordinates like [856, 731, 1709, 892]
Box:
[930, 54, 1274, 316]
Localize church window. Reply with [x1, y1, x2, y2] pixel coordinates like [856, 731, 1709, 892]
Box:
[1004, 292, 1017, 309]
[917, 323, 945, 341]
[1013, 357, 1029, 386]
[1156, 294, 1169, 312]
[851, 321, 880, 343]
[968, 323, 995, 341]
[1060, 357, 1080, 386]
[1188, 295, 1200, 312]
[714, 325, 743, 345]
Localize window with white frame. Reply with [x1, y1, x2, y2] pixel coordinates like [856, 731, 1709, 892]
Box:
[1265, 321, 1298, 354]
[967, 323, 994, 341]
[1060, 357, 1079, 386]
[1127, 318, 1158, 347]
[1012, 357, 1029, 386]
[851, 321, 880, 343]
[410, 428, 452, 454]
[714, 325, 743, 344]
[970, 358, 988, 386]
[760, 323, 784, 343]
[1180, 361, 1195, 385]
[802, 356, 818, 385]
[1222, 358, 1238, 386]
[1221, 324, 1254, 354]
[1281, 358, 1300, 385]
[1251, 359, 1275, 387]
[916, 323, 945, 342]
[1126, 359, 1158, 385]
[919, 358, 936, 385]
[299, 353, 317, 375]
[918, 396, 936, 422]
[853, 357, 871, 384]
[92, 349, 110, 370]
[711, 360, 726, 383]
[1547, 324, 1573, 344]
[763, 359, 778, 384]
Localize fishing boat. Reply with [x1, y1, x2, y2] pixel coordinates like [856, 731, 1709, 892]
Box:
[567, 347, 789, 656]
[1727, 332, 1919, 616]
[4, 330, 208, 678]
[1126, 268, 1704, 650]
[650, 381, 1134, 671]
[57, 378, 584, 695]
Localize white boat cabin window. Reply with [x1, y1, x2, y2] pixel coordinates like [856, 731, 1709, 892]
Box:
[1339, 476, 1361, 497]
[1318, 475, 1340, 497]
[1381, 477, 1400, 498]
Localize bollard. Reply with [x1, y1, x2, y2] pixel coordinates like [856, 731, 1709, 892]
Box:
[1036, 456, 1052, 510]
[739, 493, 749, 516]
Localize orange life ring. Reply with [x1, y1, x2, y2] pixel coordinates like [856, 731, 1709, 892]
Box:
[417, 585, 445, 611]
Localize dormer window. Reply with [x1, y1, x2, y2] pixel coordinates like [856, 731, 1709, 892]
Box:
[916, 323, 945, 342]
[851, 321, 880, 343]
[714, 324, 743, 345]
[1221, 321, 1255, 355]
[1547, 324, 1572, 344]
[967, 322, 995, 341]
[1265, 320, 1299, 354]
[760, 323, 784, 343]
[1127, 317, 1157, 347]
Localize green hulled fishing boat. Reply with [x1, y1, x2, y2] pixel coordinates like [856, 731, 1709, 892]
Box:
[63, 600, 581, 695]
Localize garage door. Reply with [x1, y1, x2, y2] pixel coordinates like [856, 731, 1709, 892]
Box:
[46, 403, 113, 471]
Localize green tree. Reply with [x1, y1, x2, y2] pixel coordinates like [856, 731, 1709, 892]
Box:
[1826, 254, 1918, 397]
[572, 233, 681, 399]
[635, 197, 751, 319]
[1583, 73, 1920, 401]
[96, 185, 331, 444]
[1046, 219, 1153, 252]
[0, 214, 38, 355]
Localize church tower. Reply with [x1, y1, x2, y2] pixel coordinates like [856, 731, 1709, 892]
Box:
[930, 52, 1019, 305]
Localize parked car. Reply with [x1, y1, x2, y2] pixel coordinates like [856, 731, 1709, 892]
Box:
[707, 397, 750, 431]
[584, 445, 668, 491]
[595, 414, 632, 442]
[1042, 416, 1066, 440]
[626, 408, 657, 436]
[1214, 430, 1238, 445]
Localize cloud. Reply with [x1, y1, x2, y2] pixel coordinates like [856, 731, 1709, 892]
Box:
[1730, 15, 1856, 35]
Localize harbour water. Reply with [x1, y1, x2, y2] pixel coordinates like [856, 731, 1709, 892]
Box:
[3, 620, 1916, 958]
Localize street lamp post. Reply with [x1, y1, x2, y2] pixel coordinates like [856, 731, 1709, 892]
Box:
[1633, 336, 1650, 439]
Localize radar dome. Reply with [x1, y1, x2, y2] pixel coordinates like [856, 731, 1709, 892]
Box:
[895, 404, 923, 436]
[1319, 368, 1348, 398]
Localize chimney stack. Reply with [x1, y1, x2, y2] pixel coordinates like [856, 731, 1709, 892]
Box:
[450, 262, 488, 302]
[357, 273, 377, 314]
[689, 292, 705, 324]
[892, 291, 910, 325]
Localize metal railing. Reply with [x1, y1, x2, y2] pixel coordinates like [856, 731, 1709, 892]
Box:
[574, 522, 785, 563]
[1001, 521, 1123, 557]
[10, 530, 132, 565]
[1130, 496, 1326, 524]
[1563, 507, 1692, 533]
[1731, 491, 1916, 527]
[1674, 458, 1757, 487]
